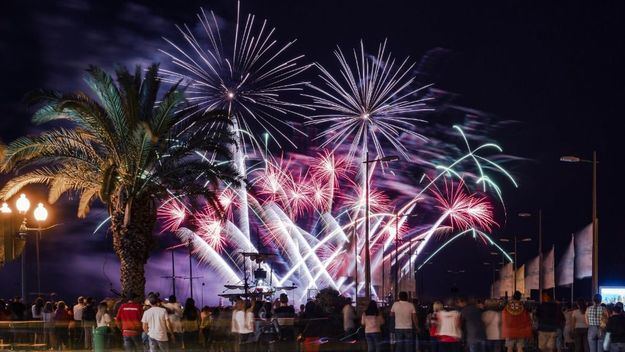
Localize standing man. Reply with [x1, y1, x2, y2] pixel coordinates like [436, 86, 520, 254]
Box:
[535, 293, 564, 352]
[82, 297, 97, 350]
[459, 297, 487, 352]
[72, 296, 85, 347]
[142, 295, 171, 352]
[391, 291, 418, 352]
[586, 294, 608, 352]
[116, 294, 144, 352]
[606, 302, 625, 352]
[502, 291, 532, 352]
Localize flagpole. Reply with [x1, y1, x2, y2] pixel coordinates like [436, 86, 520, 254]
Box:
[592, 150, 598, 295]
[552, 245, 556, 300]
[571, 233, 575, 304]
[538, 209, 543, 303]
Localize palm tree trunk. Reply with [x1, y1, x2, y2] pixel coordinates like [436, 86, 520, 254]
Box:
[110, 193, 156, 300]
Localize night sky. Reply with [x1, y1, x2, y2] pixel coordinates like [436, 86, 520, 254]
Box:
[1, 0, 623, 303]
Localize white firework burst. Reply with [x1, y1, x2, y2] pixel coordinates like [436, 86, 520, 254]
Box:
[305, 40, 433, 161]
[160, 1, 312, 149]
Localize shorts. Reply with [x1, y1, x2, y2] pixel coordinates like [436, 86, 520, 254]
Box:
[505, 338, 526, 349]
[538, 331, 557, 351]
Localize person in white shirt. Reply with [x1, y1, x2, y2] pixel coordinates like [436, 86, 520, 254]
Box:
[342, 297, 357, 334]
[391, 291, 418, 352]
[231, 299, 254, 352]
[96, 303, 112, 328]
[31, 297, 44, 320]
[142, 296, 171, 352]
[482, 300, 503, 352]
[362, 300, 385, 352]
[72, 296, 85, 346]
[571, 299, 589, 352]
[162, 295, 183, 348]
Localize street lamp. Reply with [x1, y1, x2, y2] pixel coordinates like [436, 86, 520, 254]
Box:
[2, 194, 56, 299]
[1, 202, 12, 213]
[560, 152, 599, 295]
[33, 203, 48, 295]
[517, 210, 543, 301]
[500, 235, 532, 291]
[392, 212, 419, 299]
[362, 154, 399, 299]
[16, 194, 31, 214]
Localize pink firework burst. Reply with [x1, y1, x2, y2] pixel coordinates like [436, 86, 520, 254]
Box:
[310, 151, 350, 184]
[311, 182, 333, 212]
[255, 160, 293, 204]
[284, 175, 314, 218]
[157, 199, 187, 233]
[193, 206, 227, 252]
[341, 181, 391, 214]
[218, 189, 236, 219]
[431, 180, 497, 232]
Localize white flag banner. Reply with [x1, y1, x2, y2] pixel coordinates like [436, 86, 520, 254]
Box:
[516, 265, 526, 296]
[525, 256, 540, 290]
[574, 223, 593, 279]
[500, 263, 514, 297]
[542, 247, 555, 289]
[557, 236, 575, 286]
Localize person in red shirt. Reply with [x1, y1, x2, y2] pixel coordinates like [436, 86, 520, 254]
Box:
[116, 295, 144, 352]
[502, 291, 533, 352]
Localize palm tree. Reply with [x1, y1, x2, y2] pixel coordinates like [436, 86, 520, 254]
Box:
[0, 64, 239, 298]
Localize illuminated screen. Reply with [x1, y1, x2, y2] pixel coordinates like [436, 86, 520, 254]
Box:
[600, 287, 625, 304]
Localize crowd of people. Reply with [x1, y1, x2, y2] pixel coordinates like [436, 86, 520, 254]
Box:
[1, 290, 625, 352]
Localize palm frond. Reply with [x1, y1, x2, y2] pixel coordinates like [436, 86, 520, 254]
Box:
[0, 168, 58, 200]
[85, 66, 129, 146]
[1, 128, 101, 172]
[77, 187, 100, 218]
[139, 64, 161, 122]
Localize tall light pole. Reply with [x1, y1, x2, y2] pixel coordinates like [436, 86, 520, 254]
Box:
[15, 194, 31, 300]
[33, 203, 48, 295]
[3, 195, 58, 300]
[561, 152, 599, 295]
[393, 212, 419, 300]
[500, 235, 532, 292]
[363, 154, 399, 299]
[519, 210, 543, 301]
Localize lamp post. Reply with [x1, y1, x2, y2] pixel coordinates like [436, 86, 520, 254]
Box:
[561, 152, 599, 295]
[16, 194, 31, 301]
[1, 194, 55, 300]
[500, 235, 532, 291]
[518, 210, 543, 301]
[33, 203, 48, 295]
[362, 154, 399, 299]
[393, 212, 419, 300]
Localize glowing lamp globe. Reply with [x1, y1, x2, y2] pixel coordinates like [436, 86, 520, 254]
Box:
[34, 203, 48, 222]
[0, 202, 11, 214]
[15, 194, 31, 214]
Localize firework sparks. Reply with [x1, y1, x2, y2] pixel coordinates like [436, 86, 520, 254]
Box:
[341, 182, 391, 214]
[305, 40, 433, 161]
[310, 151, 350, 184]
[193, 206, 227, 252]
[431, 180, 496, 232]
[161, 2, 311, 149]
[218, 188, 236, 219]
[157, 199, 187, 233]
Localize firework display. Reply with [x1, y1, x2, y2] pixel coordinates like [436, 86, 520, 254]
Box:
[153, 3, 518, 302]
